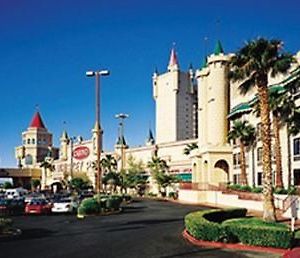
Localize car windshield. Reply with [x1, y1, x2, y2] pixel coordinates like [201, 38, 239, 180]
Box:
[29, 199, 46, 205]
[56, 198, 71, 203]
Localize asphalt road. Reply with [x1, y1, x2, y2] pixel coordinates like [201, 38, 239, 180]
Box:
[0, 199, 280, 258]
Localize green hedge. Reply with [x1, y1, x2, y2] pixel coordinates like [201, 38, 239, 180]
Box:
[185, 208, 247, 242]
[78, 198, 100, 215]
[78, 195, 123, 215]
[223, 218, 293, 249]
[185, 209, 294, 248]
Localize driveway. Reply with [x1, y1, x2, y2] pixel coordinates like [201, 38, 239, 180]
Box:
[0, 199, 280, 258]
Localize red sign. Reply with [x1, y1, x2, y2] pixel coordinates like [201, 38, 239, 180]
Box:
[73, 146, 90, 160]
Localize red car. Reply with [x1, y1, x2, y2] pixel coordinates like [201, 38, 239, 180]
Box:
[25, 199, 52, 215]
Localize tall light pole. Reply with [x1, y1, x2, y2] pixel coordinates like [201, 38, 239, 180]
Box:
[115, 113, 129, 170]
[86, 70, 110, 193]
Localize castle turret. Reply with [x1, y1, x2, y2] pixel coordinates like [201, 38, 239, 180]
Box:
[92, 121, 103, 155]
[59, 130, 69, 161]
[153, 46, 197, 144]
[15, 111, 54, 168]
[192, 40, 232, 186]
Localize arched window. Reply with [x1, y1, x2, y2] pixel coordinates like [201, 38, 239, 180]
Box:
[25, 154, 33, 165]
[27, 139, 30, 144]
[32, 139, 35, 144]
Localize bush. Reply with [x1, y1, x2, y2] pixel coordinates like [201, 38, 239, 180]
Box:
[228, 184, 242, 191]
[168, 191, 178, 200]
[274, 187, 297, 195]
[122, 194, 132, 202]
[239, 185, 252, 192]
[78, 198, 100, 215]
[251, 187, 263, 193]
[224, 218, 293, 249]
[185, 209, 294, 248]
[147, 192, 157, 197]
[185, 208, 247, 242]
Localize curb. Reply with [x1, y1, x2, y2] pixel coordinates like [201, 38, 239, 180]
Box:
[77, 208, 122, 219]
[182, 229, 287, 255]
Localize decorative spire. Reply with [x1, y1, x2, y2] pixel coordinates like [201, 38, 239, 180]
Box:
[60, 130, 69, 141]
[200, 56, 208, 69]
[146, 129, 155, 145]
[214, 40, 224, 55]
[29, 111, 46, 129]
[116, 135, 127, 146]
[168, 43, 179, 71]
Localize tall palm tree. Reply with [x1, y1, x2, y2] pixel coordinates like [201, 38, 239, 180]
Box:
[100, 154, 117, 173]
[269, 90, 296, 188]
[228, 120, 255, 186]
[230, 38, 294, 221]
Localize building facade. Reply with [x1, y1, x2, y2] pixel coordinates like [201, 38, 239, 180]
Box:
[13, 43, 300, 192]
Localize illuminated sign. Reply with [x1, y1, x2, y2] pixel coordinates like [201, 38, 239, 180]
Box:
[73, 146, 90, 160]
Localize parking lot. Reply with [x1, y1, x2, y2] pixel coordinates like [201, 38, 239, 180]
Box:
[0, 199, 281, 258]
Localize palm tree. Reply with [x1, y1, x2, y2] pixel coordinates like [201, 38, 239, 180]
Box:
[183, 143, 198, 155]
[229, 38, 294, 221]
[100, 154, 117, 173]
[147, 156, 170, 196]
[228, 120, 255, 186]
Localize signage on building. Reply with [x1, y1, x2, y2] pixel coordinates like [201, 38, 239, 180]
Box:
[73, 146, 90, 160]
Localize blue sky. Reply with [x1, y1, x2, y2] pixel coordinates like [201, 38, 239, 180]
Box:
[0, 0, 299, 167]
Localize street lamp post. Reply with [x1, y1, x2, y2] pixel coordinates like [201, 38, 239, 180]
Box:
[86, 70, 110, 193]
[69, 136, 76, 182]
[115, 113, 129, 170]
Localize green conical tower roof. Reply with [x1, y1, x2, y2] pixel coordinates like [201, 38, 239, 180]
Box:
[214, 40, 224, 55]
[200, 56, 207, 69]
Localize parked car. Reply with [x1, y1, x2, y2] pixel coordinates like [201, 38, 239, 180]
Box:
[51, 197, 79, 213]
[0, 198, 25, 215]
[5, 188, 28, 200]
[25, 199, 52, 215]
[24, 193, 46, 203]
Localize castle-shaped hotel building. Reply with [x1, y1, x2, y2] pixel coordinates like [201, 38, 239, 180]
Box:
[14, 41, 300, 194]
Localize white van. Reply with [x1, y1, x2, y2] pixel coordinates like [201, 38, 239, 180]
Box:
[5, 188, 28, 199]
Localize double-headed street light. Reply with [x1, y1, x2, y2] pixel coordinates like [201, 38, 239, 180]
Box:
[86, 69, 110, 193]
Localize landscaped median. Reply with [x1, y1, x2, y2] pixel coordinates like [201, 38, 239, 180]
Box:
[184, 208, 294, 251]
[77, 194, 131, 218]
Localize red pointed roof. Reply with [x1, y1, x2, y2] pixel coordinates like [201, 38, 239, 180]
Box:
[168, 47, 179, 67]
[29, 112, 46, 128]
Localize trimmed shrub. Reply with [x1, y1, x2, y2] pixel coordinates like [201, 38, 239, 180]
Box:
[78, 198, 100, 215]
[228, 184, 242, 191]
[224, 218, 293, 249]
[239, 185, 252, 192]
[185, 208, 247, 242]
[251, 187, 263, 193]
[122, 194, 132, 202]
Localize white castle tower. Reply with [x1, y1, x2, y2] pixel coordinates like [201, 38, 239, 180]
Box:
[153, 46, 197, 144]
[193, 41, 233, 185]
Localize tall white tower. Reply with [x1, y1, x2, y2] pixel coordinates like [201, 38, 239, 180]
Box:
[153, 47, 197, 144]
[192, 41, 232, 186]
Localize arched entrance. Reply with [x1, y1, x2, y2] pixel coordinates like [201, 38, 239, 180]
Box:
[51, 181, 63, 193]
[211, 159, 229, 186]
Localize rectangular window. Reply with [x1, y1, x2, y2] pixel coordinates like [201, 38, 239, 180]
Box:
[257, 147, 263, 164]
[294, 169, 300, 185]
[257, 172, 263, 186]
[233, 174, 240, 184]
[233, 153, 241, 168]
[294, 138, 300, 156]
